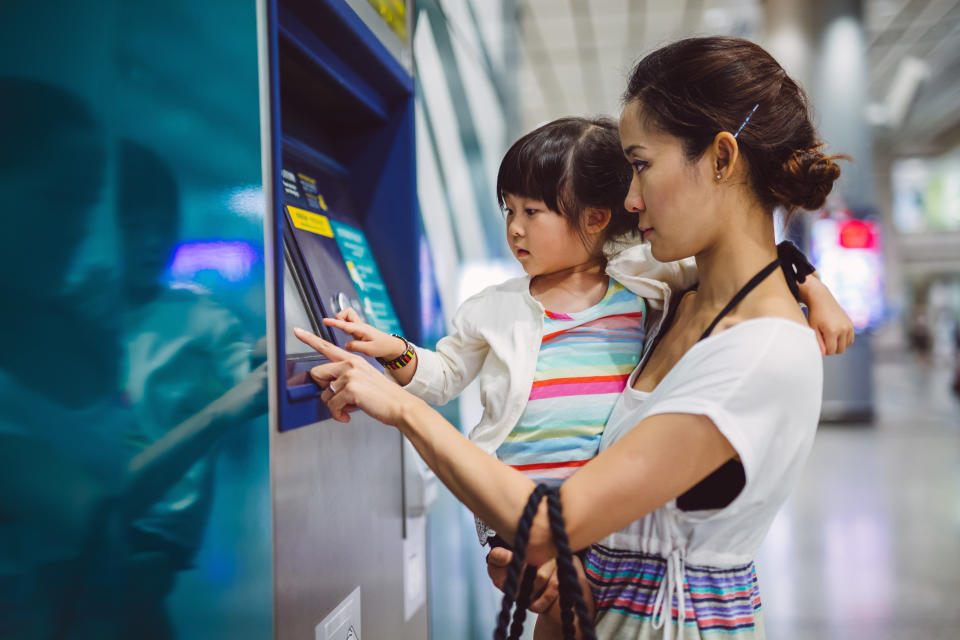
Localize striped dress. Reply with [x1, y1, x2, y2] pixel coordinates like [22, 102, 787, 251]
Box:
[495, 278, 646, 486]
[586, 545, 763, 639]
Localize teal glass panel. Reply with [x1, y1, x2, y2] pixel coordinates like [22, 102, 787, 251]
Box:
[0, 1, 272, 638]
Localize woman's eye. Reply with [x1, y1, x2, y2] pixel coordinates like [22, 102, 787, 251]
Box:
[632, 160, 649, 175]
[524, 208, 539, 215]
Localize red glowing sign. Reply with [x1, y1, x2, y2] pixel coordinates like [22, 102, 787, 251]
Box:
[838, 219, 877, 250]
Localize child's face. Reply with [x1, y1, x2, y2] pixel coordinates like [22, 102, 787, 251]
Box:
[502, 194, 595, 277]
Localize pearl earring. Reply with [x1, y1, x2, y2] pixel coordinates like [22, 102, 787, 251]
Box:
[716, 172, 723, 180]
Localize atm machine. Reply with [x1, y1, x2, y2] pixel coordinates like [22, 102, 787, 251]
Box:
[257, 1, 433, 637]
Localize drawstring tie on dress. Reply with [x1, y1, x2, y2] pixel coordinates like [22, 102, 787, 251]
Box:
[651, 547, 687, 640]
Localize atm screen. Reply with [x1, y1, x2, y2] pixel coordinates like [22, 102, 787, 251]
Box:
[283, 252, 321, 355]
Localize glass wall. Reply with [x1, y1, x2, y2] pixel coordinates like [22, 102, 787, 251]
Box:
[0, 2, 272, 638]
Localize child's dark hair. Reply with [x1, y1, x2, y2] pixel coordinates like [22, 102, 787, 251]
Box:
[496, 117, 637, 248]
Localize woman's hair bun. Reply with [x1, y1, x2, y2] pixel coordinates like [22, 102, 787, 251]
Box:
[769, 145, 845, 212]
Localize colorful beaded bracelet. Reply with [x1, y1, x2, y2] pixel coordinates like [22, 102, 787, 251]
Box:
[377, 334, 415, 370]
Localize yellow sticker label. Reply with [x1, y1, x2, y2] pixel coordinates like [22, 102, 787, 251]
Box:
[317, 194, 328, 210]
[287, 205, 333, 237]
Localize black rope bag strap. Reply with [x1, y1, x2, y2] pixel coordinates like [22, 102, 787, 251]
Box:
[494, 484, 550, 640]
[493, 484, 597, 640]
[546, 486, 596, 640]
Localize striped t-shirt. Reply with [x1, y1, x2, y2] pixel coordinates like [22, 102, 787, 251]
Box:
[496, 278, 646, 485]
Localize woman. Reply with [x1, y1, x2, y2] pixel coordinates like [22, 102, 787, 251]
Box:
[296, 36, 848, 638]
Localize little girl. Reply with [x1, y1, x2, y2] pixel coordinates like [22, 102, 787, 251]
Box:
[319, 117, 849, 546]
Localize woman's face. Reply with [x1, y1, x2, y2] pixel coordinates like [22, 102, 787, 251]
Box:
[619, 99, 720, 263]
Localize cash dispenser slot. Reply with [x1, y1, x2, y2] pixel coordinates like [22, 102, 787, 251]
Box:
[267, 0, 417, 431]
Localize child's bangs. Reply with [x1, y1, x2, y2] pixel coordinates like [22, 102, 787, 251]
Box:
[496, 123, 580, 214]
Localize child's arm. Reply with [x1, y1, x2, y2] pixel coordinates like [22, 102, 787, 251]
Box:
[323, 301, 490, 405]
[324, 308, 419, 385]
[795, 275, 855, 356]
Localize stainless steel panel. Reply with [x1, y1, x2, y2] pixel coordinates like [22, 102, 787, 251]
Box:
[272, 412, 428, 639]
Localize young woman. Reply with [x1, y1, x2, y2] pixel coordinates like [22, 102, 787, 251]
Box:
[296, 36, 849, 639]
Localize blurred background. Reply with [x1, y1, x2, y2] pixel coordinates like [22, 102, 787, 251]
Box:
[0, 0, 957, 638]
[416, 2, 960, 638]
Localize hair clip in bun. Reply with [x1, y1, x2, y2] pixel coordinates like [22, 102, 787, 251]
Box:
[733, 103, 760, 139]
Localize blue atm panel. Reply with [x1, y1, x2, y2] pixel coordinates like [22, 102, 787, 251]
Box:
[260, 1, 429, 637]
[264, 0, 417, 432]
[279, 150, 404, 427]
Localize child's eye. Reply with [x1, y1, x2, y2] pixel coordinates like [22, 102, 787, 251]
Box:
[632, 160, 649, 175]
[524, 208, 539, 215]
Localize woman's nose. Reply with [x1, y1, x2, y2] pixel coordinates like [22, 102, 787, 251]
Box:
[625, 176, 645, 213]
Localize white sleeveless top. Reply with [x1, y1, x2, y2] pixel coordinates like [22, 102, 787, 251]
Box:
[588, 318, 823, 639]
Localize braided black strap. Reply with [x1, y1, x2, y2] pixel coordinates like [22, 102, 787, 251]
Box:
[508, 566, 538, 640]
[547, 487, 596, 640]
[494, 484, 550, 640]
[492, 484, 596, 640]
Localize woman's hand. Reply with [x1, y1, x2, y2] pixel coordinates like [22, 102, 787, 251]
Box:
[797, 276, 855, 355]
[487, 546, 560, 614]
[489, 546, 596, 638]
[294, 327, 421, 425]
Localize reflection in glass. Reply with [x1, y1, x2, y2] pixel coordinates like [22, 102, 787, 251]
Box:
[0, 2, 271, 637]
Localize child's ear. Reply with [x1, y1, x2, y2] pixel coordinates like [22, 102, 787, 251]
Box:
[585, 208, 612, 233]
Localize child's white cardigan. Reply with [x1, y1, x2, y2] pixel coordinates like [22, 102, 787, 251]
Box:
[402, 243, 698, 453]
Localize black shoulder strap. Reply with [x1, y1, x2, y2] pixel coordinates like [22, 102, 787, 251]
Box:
[777, 240, 817, 301]
[699, 241, 817, 341]
[698, 258, 780, 341]
[638, 242, 817, 374]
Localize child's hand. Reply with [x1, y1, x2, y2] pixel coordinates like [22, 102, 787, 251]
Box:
[797, 277, 855, 356]
[323, 308, 408, 360]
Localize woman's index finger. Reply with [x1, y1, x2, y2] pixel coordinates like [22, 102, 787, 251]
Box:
[293, 327, 351, 361]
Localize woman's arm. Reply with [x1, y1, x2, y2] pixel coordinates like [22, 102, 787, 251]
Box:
[295, 328, 736, 566]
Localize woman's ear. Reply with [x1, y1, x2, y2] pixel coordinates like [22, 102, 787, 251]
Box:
[585, 208, 612, 234]
[711, 131, 740, 182]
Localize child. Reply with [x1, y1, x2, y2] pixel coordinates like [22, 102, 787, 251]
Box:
[319, 117, 850, 546]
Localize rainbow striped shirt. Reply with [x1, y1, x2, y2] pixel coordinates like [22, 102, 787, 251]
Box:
[496, 278, 646, 485]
